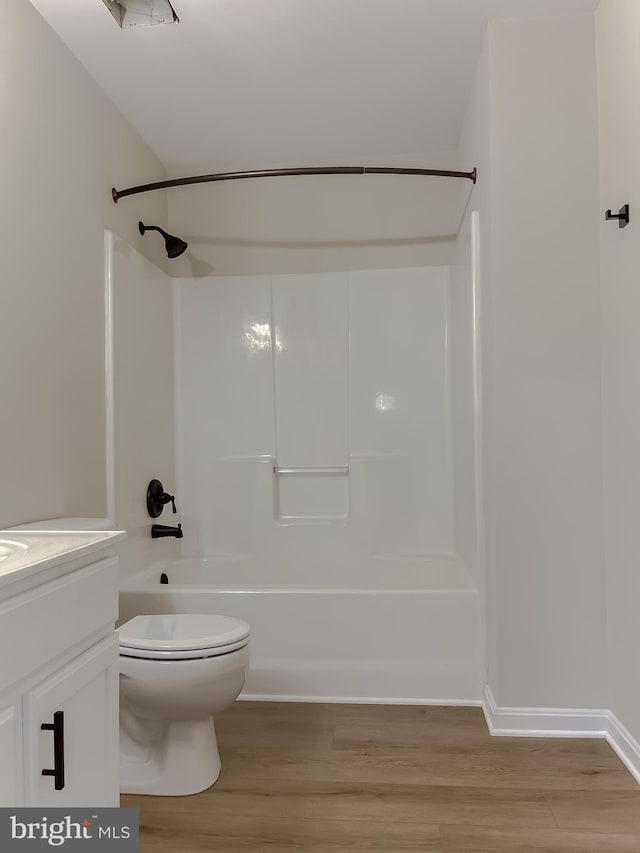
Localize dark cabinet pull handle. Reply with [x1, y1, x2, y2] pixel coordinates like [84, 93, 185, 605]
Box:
[41, 711, 65, 791]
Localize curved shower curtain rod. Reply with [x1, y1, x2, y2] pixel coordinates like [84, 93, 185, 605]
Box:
[111, 165, 477, 203]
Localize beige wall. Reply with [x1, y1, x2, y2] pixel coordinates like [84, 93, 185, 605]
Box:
[479, 14, 607, 709]
[0, 0, 167, 527]
[596, 0, 640, 744]
[168, 151, 473, 277]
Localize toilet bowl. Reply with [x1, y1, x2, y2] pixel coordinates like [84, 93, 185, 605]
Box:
[118, 613, 250, 796]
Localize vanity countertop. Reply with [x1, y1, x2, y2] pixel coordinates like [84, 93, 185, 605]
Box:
[0, 529, 126, 590]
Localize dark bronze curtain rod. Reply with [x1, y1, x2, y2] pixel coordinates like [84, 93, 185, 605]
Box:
[112, 165, 477, 203]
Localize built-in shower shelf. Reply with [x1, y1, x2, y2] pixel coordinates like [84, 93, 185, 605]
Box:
[274, 467, 349, 475]
[273, 464, 349, 522]
[275, 517, 349, 527]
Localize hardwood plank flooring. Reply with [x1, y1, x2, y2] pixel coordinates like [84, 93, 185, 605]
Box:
[439, 826, 640, 852]
[122, 702, 640, 852]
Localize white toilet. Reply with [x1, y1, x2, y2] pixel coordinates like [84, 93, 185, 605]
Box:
[8, 517, 249, 796]
[118, 613, 250, 796]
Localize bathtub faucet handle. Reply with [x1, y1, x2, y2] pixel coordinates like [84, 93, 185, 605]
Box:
[146, 479, 178, 517]
[160, 492, 177, 514]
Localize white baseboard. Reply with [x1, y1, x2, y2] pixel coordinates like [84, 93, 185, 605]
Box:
[483, 685, 640, 786]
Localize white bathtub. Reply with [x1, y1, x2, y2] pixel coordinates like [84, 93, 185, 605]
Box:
[119, 556, 483, 703]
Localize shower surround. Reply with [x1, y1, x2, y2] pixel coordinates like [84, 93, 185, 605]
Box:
[175, 268, 457, 574]
[112, 241, 482, 701]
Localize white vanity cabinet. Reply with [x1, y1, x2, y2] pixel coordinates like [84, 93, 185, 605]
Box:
[24, 637, 118, 807]
[0, 541, 123, 808]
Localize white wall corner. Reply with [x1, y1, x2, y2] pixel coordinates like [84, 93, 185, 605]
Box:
[483, 686, 640, 786]
[607, 712, 640, 787]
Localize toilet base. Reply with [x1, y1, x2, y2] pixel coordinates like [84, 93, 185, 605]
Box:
[120, 717, 221, 796]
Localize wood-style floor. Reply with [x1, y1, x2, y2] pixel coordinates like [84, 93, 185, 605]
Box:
[122, 702, 640, 852]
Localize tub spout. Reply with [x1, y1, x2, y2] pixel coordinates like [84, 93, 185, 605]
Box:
[151, 524, 183, 539]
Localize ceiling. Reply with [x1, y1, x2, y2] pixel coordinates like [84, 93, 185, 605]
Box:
[29, 0, 599, 174]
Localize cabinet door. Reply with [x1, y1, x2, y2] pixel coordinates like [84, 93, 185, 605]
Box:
[23, 637, 119, 807]
[0, 700, 23, 806]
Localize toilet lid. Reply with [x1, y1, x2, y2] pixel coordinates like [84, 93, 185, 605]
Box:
[118, 614, 250, 652]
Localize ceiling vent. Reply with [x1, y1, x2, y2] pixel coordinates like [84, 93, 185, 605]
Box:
[101, 0, 179, 29]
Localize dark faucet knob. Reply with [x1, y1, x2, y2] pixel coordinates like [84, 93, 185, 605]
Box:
[146, 479, 178, 518]
[159, 492, 177, 514]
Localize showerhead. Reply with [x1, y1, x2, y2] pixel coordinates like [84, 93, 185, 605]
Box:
[138, 221, 188, 259]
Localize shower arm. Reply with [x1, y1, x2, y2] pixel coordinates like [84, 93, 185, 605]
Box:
[139, 224, 165, 236]
[112, 165, 477, 203]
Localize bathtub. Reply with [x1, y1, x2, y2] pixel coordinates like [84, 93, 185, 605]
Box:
[119, 556, 482, 703]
